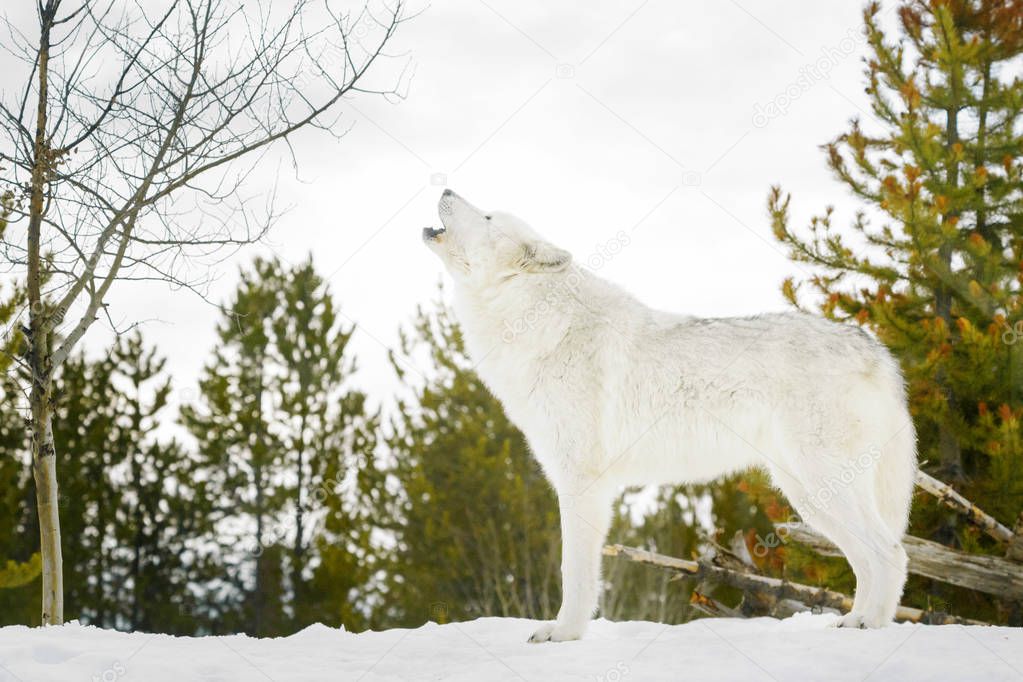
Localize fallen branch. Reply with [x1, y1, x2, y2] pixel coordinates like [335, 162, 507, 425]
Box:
[603, 544, 989, 626]
[915, 470, 1014, 544]
[778, 523, 1023, 600]
[689, 591, 742, 619]
[1010, 513, 1023, 562]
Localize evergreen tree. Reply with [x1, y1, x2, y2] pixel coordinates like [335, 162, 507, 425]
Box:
[381, 297, 562, 627]
[107, 335, 217, 633]
[1, 331, 211, 631]
[183, 256, 380, 635]
[183, 259, 286, 635]
[54, 347, 122, 626]
[271, 260, 383, 632]
[0, 191, 41, 622]
[50, 333, 210, 631]
[769, 0, 1023, 621]
[0, 190, 38, 623]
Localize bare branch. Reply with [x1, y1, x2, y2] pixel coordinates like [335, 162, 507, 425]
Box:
[0, 0, 413, 623]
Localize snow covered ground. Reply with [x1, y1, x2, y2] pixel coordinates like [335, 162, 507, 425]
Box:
[1, 613, 1021, 681]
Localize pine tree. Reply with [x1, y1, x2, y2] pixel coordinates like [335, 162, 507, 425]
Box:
[380, 296, 563, 627]
[53, 347, 122, 626]
[302, 398, 383, 631]
[0, 320, 216, 631]
[107, 334, 216, 634]
[269, 259, 382, 632]
[769, 0, 1022, 621]
[0, 190, 38, 623]
[183, 256, 380, 635]
[48, 333, 209, 631]
[183, 259, 287, 636]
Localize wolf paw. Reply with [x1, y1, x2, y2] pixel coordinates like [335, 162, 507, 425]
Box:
[834, 613, 888, 629]
[527, 621, 584, 643]
[834, 613, 868, 629]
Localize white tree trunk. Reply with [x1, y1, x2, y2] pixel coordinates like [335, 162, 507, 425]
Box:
[30, 390, 63, 625]
[25, 4, 63, 625]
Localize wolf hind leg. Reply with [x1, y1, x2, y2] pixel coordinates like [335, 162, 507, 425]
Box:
[766, 455, 905, 627]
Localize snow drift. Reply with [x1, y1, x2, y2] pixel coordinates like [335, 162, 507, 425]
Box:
[1, 613, 1020, 681]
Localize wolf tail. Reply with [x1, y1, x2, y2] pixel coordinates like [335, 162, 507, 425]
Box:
[872, 361, 917, 539]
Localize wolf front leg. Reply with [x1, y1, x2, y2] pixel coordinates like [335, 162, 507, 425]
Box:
[529, 488, 613, 643]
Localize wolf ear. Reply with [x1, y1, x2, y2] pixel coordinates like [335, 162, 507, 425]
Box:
[519, 241, 571, 273]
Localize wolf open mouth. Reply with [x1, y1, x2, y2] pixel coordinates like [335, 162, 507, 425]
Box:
[422, 226, 446, 241]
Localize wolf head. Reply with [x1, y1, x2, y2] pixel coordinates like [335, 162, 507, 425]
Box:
[422, 190, 571, 287]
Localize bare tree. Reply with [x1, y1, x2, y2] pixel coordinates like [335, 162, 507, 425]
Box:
[0, 0, 411, 624]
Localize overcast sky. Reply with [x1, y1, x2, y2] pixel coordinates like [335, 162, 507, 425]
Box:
[5, 0, 892, 419]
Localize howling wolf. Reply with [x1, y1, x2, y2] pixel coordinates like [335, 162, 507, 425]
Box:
[423, 189, 916, 642]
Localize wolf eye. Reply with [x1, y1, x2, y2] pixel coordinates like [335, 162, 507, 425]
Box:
[485, 215, 492, 220]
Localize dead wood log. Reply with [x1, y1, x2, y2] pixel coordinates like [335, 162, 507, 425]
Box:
[777, 523, 1023, 601]
[603, 543, 989, 626]
[915, 470, 1014, 544]
[690, 591, 742, 618]
[1008, 513, 1023, 563]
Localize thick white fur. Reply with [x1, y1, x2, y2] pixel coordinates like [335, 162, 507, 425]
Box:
[423, 190, 917, 642]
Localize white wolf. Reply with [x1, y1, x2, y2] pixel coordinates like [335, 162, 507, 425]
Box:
[422, 190, 916, 642]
